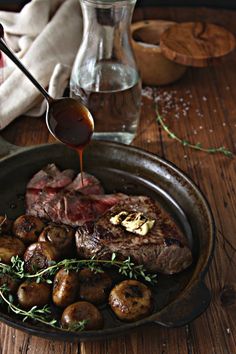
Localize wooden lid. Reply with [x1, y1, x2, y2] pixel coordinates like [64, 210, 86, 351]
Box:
[160, 22, 236, 67]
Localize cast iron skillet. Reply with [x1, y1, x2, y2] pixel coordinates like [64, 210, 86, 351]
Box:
[0, 136, 215, 341]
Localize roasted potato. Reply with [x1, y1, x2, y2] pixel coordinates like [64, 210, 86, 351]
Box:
[17, 281, 51, 309]
[0, 273, 19, 294]
[24, 241, 59, 273]
[61, 301, 103, 330]
[13, 215, 45, 244]
[78, 268, 112, 304]
[0, 235, 25, 264]
[109, 279, 152, 322]
[53, 269, 79, 308]
[0, 215, 12, 234]
[38, 224, 75, 256]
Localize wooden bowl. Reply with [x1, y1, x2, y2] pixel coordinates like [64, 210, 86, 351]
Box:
[131, 20, 187, 86]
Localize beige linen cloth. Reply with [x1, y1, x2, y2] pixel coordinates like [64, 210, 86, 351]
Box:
[0, 0, 82, 130]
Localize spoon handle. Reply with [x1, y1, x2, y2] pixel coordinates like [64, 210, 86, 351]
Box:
[0, 37, 53, 103]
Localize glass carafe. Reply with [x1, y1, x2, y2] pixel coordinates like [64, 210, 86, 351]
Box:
[70, 0, 141, 144]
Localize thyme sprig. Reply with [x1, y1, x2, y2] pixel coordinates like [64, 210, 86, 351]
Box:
[0, 253, 157, 331]
[67, 320, 88, 332]
[0, 285, 58, 328]
[25, 253, 157, 284]
[0, 254, 157, 284]
[155, 97, 233, 158]
[0, 285, 87, 331]
[0, 256, 25, 279]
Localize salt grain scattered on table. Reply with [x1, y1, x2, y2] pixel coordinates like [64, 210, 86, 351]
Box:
[141, 86, 233, 142]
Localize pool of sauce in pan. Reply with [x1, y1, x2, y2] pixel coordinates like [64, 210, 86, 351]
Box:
[48, 98, 94, 185]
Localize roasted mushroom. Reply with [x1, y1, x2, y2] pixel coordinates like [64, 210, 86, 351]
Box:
[61, 301, 103, 330]
[0, 215, 12, 234]
[109, 279, 152, 322]
[23, 241, 59, 273]
[13, 215, 45, 244]
[0, 235, 25, 264]
[52, 269, 79, 308]
[0, 273, 19, 294]
[78, 268, 112, 304]
[38, 224, 75, 256]
[17, 281, 51, 309]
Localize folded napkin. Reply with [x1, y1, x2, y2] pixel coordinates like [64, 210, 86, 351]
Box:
[0, 0, 83, 130]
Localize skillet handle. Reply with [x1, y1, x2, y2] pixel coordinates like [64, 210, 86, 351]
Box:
[152, 281, 211, 327]
[0, 135, 21, 159]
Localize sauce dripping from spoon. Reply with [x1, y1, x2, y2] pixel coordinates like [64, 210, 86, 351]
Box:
[47, 98, 94, 184]
[0, 23, 94, 184]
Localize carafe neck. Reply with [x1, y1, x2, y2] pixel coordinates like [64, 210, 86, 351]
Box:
[80, 0, 137, 62]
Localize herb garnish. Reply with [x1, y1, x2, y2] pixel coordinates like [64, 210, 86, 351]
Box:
[0, 254, 156, 331]
[0, 285, 58, 327]
[154, 90, 233, 157]
[0, 285, 87, 331]
[0, 254, 157, 284]
[0, 256, 25, 279]
[66, 320, 88, 332]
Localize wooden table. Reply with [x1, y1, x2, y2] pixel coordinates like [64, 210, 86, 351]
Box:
[0, 6, 236, 354]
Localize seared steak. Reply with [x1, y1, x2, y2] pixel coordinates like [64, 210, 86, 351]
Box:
[37, 191, 126, 226]
[26, 165, 126, 226]
[28, 190, 126, 226]
[27, 164, 75, 191]
[26, 164, 75, 209]
[26, 164, 103, 206]
[26, 164, 113, 225]
[76, 196, 192, 274]
[66, 172, 104, 195]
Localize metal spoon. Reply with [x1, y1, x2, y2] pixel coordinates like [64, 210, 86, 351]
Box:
[0, 23, 94, 148]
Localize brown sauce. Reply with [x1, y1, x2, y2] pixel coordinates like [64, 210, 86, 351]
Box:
[48, 98, 94, 185]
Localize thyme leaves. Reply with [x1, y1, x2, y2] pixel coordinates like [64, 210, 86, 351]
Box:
[154, 89, 233, 158]
[0, 254, 157, 284]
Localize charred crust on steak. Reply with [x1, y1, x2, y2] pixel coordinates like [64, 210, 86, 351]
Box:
[164, 237, 184, 248]
[76, 196, 193, 274]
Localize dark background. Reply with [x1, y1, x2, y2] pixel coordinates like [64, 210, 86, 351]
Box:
[136, 0, 236, 8]
[0, 0, 236, 11]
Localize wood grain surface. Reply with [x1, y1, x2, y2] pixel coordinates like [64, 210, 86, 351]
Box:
[160, 22, 236, 67]
[0, 6, 236, 354]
